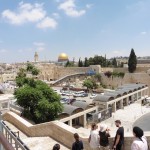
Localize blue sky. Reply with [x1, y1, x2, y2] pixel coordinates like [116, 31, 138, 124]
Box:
[0, 0, 150, 63]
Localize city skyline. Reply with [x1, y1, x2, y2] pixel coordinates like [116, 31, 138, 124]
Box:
[0, 0, 150, 63]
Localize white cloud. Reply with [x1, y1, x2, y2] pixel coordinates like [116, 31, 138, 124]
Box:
[113, 50, 120, 54]
[33, 42, 45, 47]
[37, 47, 45, 52]
[141, 31, 147, 35]
[37, 17, 57, 29]
[86, 4, 93, 9]
[2, 2, 46, 25]
[55, 0, 61, 3]
[52, 13, 60, 18]
[0, 49, 7, 53]
[58, 0, 86, 17]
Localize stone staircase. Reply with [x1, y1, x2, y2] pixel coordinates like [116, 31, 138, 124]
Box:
[4, 121, 69, 150]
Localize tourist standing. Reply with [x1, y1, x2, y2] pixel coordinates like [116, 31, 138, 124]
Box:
[53, 144, 60, 150]
[131, 126, 148, 150]
[89, 123, 100, 150]
[113, 120, 124, 150]
[99, 124, 110, 150]
[72, 133, 84, 150]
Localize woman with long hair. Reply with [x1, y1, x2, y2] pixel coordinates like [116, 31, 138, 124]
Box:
[131, 126, 148, 150]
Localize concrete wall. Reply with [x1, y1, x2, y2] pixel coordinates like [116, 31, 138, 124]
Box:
[3, 112, 150, 150]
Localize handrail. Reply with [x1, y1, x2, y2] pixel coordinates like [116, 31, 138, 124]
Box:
[0, 133, 14, 150]
[1, 121, 30, 150]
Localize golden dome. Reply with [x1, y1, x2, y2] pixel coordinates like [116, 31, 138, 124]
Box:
[58, 53, 69, 62]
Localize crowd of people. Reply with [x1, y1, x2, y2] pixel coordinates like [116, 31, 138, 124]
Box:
[52, 120, 149, 150]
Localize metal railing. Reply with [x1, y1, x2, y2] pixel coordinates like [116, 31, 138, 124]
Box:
[87, 107, 112, 124]
[0, 112, 30, 150]
[0, 133, 14, 150]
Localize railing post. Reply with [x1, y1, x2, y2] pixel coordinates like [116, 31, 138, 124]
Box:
[0, 111, 4, 150]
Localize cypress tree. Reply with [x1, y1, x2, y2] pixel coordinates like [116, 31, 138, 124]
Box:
[78, 58, 81, 67]
[84, 57, 89, 67]
[128, 49, 137, 73]
[112, 58, 117, 68]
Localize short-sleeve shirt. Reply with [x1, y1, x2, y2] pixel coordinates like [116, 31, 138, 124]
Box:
[114, 127, 124, 146]
[72, 140, 84, 150]
[99, 131, 110, 147]
[90, 130, 99, 148]
[131, 137, 148, 150]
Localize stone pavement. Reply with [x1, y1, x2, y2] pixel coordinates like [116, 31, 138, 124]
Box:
[99, 103, 150, 137]
[4, 121, 69, 150]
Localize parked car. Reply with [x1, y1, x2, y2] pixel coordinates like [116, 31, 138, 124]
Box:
[65, 93, 73, 96]
[90, 94, 97, 99]
[60, 100, 68, 104]
[76, 100, 86, 102]
[69, 98, 76, 104]
[81, 93, 88, 97]
[60, 98, 70, 104]
[73, 91, 85, 96]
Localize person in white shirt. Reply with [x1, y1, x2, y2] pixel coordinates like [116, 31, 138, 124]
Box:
[131, 126, 148, 150]
[89, 123, 100, 150]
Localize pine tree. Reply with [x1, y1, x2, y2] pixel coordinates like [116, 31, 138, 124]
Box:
[128, 49, 137, 73]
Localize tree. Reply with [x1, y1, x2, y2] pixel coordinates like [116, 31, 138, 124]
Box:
[15, 63, 63, 123]
[17, 68, 26, 78]
[78, 58, 83, 67]
[27, 63, 34, 72]
[80, 60, 83, 67]
[31, 67, 40, 76]
[84, 57, 89, 67]
[112, 58, 117, 68]
[104, 71, 112, 78]
[16, 64, 40, 87]
[78, 59, 81, 67]
[83, 79, 94, 91]
[128, 49, 137, 73]
[65, 60, 74, 67]
[94, 73, 101, 82]
[15, 80, 63, 123]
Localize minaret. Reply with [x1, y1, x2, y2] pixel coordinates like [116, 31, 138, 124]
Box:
[34, 52, 39, 62]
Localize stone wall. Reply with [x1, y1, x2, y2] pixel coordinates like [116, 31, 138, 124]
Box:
[3, 112, 150, 150]
[56, 67, 91, 79]
[101, 73, 150, 95]
[114, 67, 150, 73]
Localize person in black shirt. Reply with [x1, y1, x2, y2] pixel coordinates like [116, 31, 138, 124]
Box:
[113, 120, 124, 150]
[72, 133, 84, 150]
[99, 124, 110, 150]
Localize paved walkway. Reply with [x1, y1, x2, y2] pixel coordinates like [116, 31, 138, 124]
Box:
[99, 103, 150, 137]
[4, 121, 69, 150]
